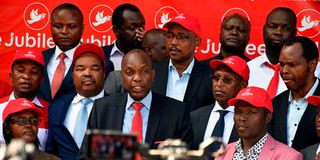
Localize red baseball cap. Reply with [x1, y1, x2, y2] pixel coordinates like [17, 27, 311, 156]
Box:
[307, 96, 320, 107]
[3, 98, 42, 121]
[12, 49, 44, 67]
[228, 86, 273, 113]
[163, 13, 201, 37]
[73, 43, 106, 70]
[210, 56, 250, 81]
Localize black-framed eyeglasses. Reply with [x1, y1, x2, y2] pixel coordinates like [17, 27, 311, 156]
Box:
[11, 117, 41, 126]
[165, 32, 190, 42]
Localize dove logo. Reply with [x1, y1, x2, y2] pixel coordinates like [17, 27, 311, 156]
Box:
[297, 9, 320, 38]
[154, 6, 179, 29]
[89, 5, 113, 33]
[221, 8, 250, 22]
[23, 2, 49, 31]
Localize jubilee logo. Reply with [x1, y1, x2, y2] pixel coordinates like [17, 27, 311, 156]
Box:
[23, 2, 50, 30]
[154, 6, 179, 29]
[89, 5, 113, 33]
[297, 9, 320, 38]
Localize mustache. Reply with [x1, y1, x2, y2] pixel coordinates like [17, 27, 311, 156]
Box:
[81, 77, 95, 84]
[169, 46, 181, 52]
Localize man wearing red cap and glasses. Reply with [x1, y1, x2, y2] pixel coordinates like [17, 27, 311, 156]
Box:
[191, 56, 248, 149]
[0, 49, 48, 151]
[152, 13, 213, 112]
[46, 43, 107, 160]
[216, 86, 302, 160]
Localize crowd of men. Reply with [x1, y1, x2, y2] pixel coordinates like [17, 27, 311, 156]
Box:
[0, 2, 320, 160]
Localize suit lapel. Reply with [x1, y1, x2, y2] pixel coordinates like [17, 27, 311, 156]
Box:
[278, 91, 290, 143]
[113, 94, 127, 130]
[145, 93, 162, 145]
[195, 105, 212, 144]
[259, 135, 276, 159]
[228, 125, 239, 143]
[41, 48, 55, 100]
[183, 60, 203, 103]
[152, 60, 169, 95]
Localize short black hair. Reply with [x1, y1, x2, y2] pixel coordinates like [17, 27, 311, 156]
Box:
[51, 3, 83, 24]
[266, 7, 297, 28]
[283, 36, 319, 62]
[112, 3, 141, 27]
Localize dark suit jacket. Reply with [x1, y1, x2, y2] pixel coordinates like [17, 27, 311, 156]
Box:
[46, 91, 108, 160]
[270, 81, 320, 150]
[38, 47, 114, 102]
[38, 48, 75, 103]
[300, 143, 319, 160]
[85, 92, 193, 149]
[190, 103, 238, 149]
[152, 59, 214, 112]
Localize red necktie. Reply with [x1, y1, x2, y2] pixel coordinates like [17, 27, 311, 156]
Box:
[265, 62, 280, 98]
[131, 102, 143, 160]
[51, 52, 66, 99]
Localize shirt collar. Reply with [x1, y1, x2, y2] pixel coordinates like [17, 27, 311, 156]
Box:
[235, 133, 269, 158]
[9, 92, 44, 108]
[110, 42, 124, 57]
[288, 78, 319, 103]
[260, 53, 272, 66]
[126, 91, 152, 110]
[54, 43, 81, 61]
[168, 58, 195, 75]
[212, 101, 234, 113]
[72, 90, 105, 104]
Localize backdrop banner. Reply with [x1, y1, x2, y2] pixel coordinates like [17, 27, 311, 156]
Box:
[0, 0, 319, 84]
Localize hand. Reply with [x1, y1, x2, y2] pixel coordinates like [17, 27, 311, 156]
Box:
[136, 27, 145, 41]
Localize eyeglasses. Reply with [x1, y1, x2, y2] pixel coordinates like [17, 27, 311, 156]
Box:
[11, 117, 41, 126]
[211, 75, 234, 85]
[165, 32, 190, 42]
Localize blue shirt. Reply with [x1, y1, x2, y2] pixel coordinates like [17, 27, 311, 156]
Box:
[166, 58, 195, 101]
[122, 91, 152, 143]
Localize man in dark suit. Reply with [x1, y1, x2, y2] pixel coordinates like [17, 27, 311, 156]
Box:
[300, 95, 320, 160]
[46, 44, 107, 160]
[38, 3, 113, 103]
[270, 36, 320, 150]
[191, 56, 249, 149]
[85, 49, 193, 152]
[152, 13, 213, 112]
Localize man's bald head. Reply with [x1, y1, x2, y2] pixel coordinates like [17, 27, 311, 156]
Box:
[141, 29, 168, 62]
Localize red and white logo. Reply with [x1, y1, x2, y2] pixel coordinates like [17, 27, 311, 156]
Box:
[297, 9, 320, 38]
[154, 6, 179, 29]
[221, 7, 250, 22]
[89, 5, 113, 33]
[23, 2, 50, 30]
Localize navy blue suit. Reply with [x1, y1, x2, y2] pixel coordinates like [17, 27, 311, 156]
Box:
[38, 47, 114, 103]
[46, 91, 78, 160]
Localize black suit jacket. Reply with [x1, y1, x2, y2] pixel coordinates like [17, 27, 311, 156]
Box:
[152, 59, 214, 112]
[102, 44, 115, 77]
[190, 103, 238, 149]
[38, 48, 75, 103]
[300, 143, 319, 160]
[270, 80, 320, 150]
[85, 92, 193, 149]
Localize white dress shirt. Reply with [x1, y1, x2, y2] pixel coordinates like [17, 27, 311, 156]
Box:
[0, 92, 48, 151]
[122, 91, 152, 143]
[47, 44, 80, 87]
[247, 54, 287, 96]
[110, 42, 124, 70]
[287, 79, 319, 146]
[166, 58, 194, 102]
[64, 90, 104, 143]
[204, 102, 234, 144]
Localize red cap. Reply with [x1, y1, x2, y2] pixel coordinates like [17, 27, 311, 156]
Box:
[73, 43, 106, 70]
[228, 86, 273, 113]
[210, 56, 250, 81]
[12, 49, 44, 67]
[163, 13, 201, 37]
[307, 96, 320, 107]
[3, 98, 42, 121]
